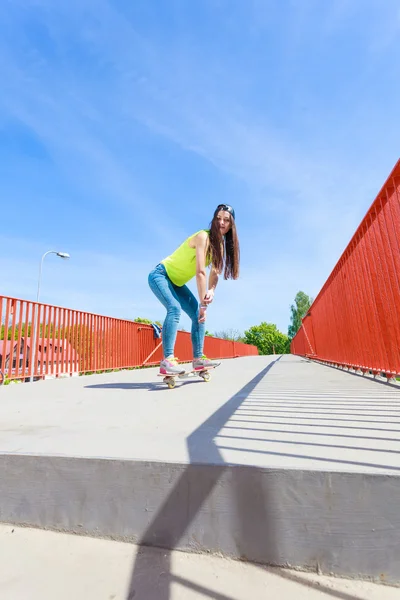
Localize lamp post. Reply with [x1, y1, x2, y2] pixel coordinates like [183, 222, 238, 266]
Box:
[30, 250, 70, 382]
[37, 251, 70, 303]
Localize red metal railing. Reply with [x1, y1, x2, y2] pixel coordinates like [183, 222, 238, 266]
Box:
[291, 159, 400, 379]
[0, 295, 258, 382]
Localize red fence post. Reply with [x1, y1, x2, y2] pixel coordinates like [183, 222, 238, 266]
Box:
[0, 296, 258, 383]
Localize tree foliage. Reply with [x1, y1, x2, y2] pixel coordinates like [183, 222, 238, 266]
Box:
[1, 323, 55, 341]
[134, 317, 162, 327]
[1, 324, 30, 340]
[288, 291, 313, 340]
[243, 322, 290, 355]
[213, 328, 243, 342]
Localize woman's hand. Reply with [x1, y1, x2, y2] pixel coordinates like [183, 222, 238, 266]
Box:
[198, 305, 207, 323]
[203, 289, 215, 305]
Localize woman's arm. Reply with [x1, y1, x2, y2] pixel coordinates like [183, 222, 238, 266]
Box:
[194, 231, 209, 305]
[205, 268, 219, 303]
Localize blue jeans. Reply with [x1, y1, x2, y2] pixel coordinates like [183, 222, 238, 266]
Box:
[148, 264, 205, 359]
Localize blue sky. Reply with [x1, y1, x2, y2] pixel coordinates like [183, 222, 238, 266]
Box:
[0, 0, 399, 336]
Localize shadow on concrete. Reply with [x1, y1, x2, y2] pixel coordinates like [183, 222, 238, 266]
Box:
[124, 355, 369, 600]
[224, 424, 400, 444]
[272, 568, 373, 600]
[170, 575, 235, 600]
[310, 359, 400, 390]
[237, 406, 400, 415]
[84, 380, 201, 391]
[218, 433, 400, 456]
[125, 359, 279, 599]
[217, 444, 400, 472]
[126, 563, 368, 600]
[229, 418, 400, 435]
[232, 414, 399, 424]
[218, 387, 400, 470]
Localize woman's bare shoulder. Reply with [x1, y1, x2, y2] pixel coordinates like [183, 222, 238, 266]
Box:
[189, 230, 209, 248]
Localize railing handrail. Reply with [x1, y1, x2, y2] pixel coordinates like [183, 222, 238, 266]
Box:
[0, 294, 258, 382]
[306, 158, 400, 314]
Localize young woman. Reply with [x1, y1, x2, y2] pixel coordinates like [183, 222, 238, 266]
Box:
[148, 204, 240, 375]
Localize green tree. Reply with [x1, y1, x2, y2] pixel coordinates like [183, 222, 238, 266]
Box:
[1, 323, 55, 341]
[213, 328, 243, 342]
[134, 317, 162, 327]
[64, 323, 96, 371]
[243, 322, 290, 355]
[134, 317, 152, 324]
[288, 291, 313, 340]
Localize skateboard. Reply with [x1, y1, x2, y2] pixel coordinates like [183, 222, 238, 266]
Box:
[158, 366, 214, 389]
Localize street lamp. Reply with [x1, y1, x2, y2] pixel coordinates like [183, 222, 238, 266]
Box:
[37, 250, 71, 303]
[30, 250, 71, 382]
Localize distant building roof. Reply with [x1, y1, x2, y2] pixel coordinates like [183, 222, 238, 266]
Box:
[0, 337, 79, 361]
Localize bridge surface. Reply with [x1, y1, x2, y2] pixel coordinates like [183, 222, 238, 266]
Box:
[1, 354, 399, 472]
[0, 355, 399, 596]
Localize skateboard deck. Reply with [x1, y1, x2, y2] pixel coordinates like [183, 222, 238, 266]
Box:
[158, 366, 214, 388]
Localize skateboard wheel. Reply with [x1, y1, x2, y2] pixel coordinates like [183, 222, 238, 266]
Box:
[201, 371, 211, 382]
[167, 378, 176, 389]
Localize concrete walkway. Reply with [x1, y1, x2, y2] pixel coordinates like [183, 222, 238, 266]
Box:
[1, 355, 399, 586]
[0, 355, 399, 473]
[0, 525, 398, 600]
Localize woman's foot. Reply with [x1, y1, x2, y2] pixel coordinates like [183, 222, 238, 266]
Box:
[160, 357, 185, 375]
[192, 355, 221, 370]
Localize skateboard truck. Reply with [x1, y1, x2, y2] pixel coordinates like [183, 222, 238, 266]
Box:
[158, 367, 213, 389]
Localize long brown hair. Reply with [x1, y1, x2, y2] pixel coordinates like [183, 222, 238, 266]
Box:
[208, 208, 240, 279]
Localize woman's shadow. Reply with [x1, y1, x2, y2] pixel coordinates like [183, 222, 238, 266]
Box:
[85, 380, 200, 392]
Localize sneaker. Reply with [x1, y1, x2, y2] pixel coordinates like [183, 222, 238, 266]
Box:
[192, 355, 221, 371]
[160, 357, 185, 375]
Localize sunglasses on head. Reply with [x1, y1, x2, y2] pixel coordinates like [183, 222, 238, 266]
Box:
[216, 204, 235, 219]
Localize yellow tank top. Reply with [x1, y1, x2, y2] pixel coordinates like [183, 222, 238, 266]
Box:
[161, 230, 211, 286]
